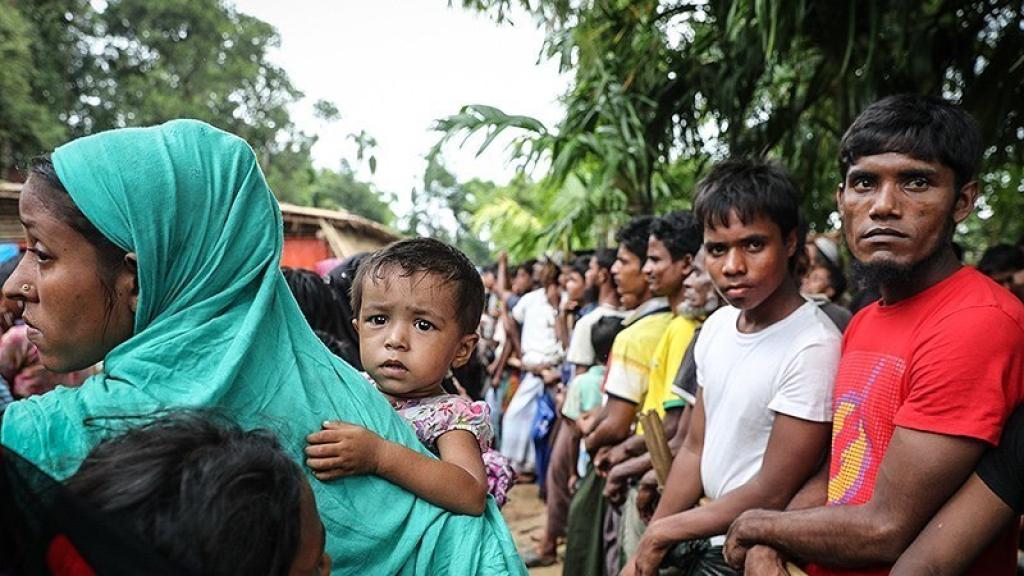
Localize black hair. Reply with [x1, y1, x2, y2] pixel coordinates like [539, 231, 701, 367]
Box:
[814, 252, 848, 301]
[593, 248, 617, 273]
[282, 267, 345, 339]
[325, 253, 369, 370]
[28, 155, 131, 322]
[66, 412, 307, 576]
[616, 215, 656, 261]
[978, 244, 1024, 276]
[352, 237, 485, 335]
[591, 315, 625, 365]
[694, 158, 805, 269]
[569, 255, 590, 278]
[839, 94, 983, 191]
[649, 210, 702, 261]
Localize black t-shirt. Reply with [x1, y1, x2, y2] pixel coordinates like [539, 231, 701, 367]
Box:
[977, 405, 1024, 513]
[670, 327, 700, 405]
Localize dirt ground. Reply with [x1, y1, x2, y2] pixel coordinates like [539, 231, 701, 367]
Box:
[501, 483, 563, 575]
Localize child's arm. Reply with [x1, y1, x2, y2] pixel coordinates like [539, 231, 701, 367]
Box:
[305, 421, 489, 516]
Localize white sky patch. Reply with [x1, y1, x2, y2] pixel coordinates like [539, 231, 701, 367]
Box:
[232, 0, 569, 216]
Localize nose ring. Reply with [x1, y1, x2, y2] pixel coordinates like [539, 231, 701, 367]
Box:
[20, 284, 30, 293]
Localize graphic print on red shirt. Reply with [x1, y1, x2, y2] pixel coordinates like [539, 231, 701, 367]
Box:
[809, 267, 1024, 576]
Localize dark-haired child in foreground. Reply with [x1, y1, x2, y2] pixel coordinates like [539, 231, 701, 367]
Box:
[306, 238, 515, 514]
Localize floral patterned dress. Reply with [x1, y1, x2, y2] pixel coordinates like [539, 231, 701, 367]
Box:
[390, 394, 517, 507]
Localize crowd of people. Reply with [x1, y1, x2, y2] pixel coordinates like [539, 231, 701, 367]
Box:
[1, 94, 1024, 576]
[477, 93, 1024, 576]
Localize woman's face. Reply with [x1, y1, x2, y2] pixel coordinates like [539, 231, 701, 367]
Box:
[2, 176, 137, 372]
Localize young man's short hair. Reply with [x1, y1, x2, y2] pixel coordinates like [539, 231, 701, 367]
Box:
[351, 237, 485, 335]
[570, 255, 590, 278]
[616, 215, 656, 261]
[839, 94, 983, 190]
[591, 315, 625, 365]
[693, 158, 805, 269]
[593, 248, 618, 273]
[650, 210, 702, 261]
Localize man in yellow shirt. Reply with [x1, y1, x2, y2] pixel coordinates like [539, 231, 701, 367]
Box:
[595, 211, 704, 570]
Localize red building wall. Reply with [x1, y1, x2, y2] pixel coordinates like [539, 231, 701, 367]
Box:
[281, 236, 331, 270]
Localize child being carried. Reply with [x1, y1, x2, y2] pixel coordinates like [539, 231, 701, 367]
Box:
[305, 238, 515, 514]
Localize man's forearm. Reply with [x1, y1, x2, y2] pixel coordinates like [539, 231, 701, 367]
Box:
[620, 434, 648, 457]
[731, 504, 907, 568]
[667, 407, 692, 454]
[650, 444, 702, 521]
[786, 462, 828, 510]
[609, 451, 653, 480]
[585, 419, 631, 453]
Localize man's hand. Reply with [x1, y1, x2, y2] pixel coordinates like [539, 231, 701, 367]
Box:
[592, 445, 612, 472]
[628, 520, 672, 576]
[743, 545, 790, 576]
[724, 508, 776, 569]
[595, 442, 631, 476]
[603, 466, 629, 507]
[305, 421, 385, 480]
[636, 468, 660, 522]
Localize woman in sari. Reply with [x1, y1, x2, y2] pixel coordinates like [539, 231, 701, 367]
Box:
[0, 119, 524, 575]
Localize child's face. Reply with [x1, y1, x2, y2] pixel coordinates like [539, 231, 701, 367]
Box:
[354, 270, 476, 398]
[703, 210, 796, 312]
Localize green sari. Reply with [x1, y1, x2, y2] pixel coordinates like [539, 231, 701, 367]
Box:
[0, 120, 524, 575]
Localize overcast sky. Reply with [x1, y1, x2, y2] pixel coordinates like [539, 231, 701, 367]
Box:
[232, 0, 568, 212]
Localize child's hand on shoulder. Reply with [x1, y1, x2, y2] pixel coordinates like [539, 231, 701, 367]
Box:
[305, 421, 386, 481]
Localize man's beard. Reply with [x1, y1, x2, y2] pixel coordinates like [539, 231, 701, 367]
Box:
[680, 293, 720, 321]
[850, 238, 950, 294]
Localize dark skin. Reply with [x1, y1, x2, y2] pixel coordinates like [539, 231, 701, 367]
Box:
[725, 429, 985, 569]
[723, 152, 984, 573]
[889, 473, 1017, 576]
[584, 245, 653, 455]
[602, 408, 682, 505]
[585, 396, 638, 457]
[625, 391, 830, 576]
[635, 405, 694, 521]
[624, 212, 830, 576]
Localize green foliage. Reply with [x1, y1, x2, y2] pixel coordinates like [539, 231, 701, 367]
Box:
[404, 153, 494, 263]
[0, 0, 67, 171]
[306, 164, 395, 225]
[448, 0, 1024, 253]
[1, 0, 395, 228]
[313, 99, 341, 123]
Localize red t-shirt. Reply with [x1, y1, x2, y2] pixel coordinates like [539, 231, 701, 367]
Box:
[808, 267, 1024, 576]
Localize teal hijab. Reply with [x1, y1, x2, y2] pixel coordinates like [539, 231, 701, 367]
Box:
[0, 120, 524, 575]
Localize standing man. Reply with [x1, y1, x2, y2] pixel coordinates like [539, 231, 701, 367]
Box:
[601, 211, 704, 562]
[528, 249, 625, 567]
[724, 94, 1024, 576]
[625, 159, 840, 576]
[564, 215, 672, 576]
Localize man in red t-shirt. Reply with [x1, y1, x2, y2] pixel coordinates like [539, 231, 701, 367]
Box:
[722, 95, 1024, 576]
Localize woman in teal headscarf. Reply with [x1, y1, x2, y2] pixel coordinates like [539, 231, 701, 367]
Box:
[0, 119, 525, 575]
